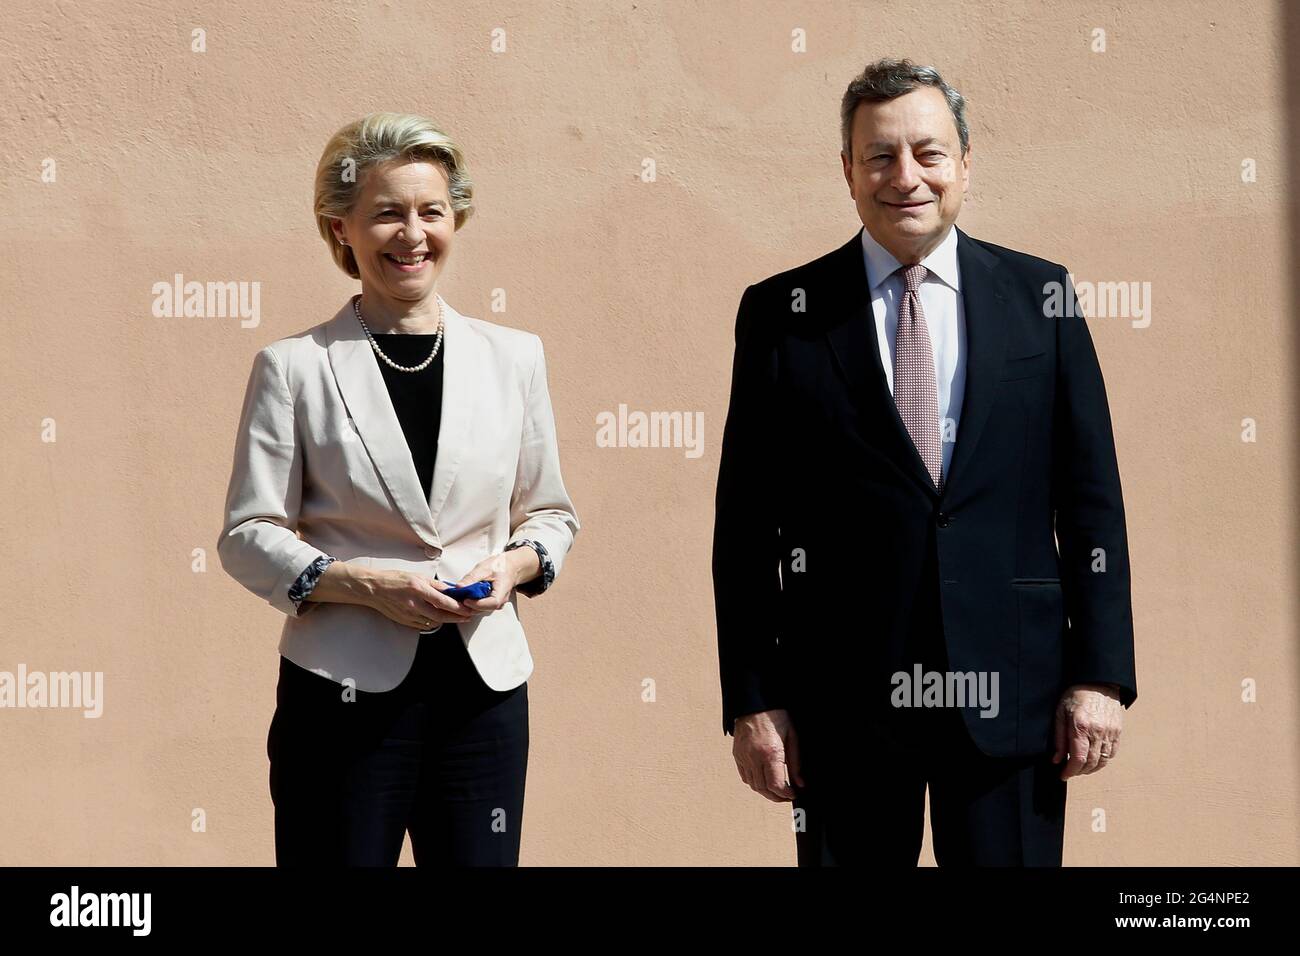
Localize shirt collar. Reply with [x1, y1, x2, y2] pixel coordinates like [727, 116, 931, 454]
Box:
[860, 223, 960, 293]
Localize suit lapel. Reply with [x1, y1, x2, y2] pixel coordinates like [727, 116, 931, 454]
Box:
[822, 230, 877, 426]
[825, 228, 938, 498]
[325, 294, 478, 549]
[944, 227, 1009, 498]
[824, 225, 1009, 500]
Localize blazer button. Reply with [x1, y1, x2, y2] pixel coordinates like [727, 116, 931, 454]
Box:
[423, 546, 440, 558]
[936, 512, 950, 528]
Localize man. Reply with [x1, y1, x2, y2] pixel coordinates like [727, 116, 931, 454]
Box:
[712, 58, 1136, 866]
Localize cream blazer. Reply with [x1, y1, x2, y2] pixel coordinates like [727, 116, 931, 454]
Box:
[217, 294, 579, 692]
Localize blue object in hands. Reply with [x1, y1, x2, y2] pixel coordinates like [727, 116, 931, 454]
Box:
[441, 580, 493, 602]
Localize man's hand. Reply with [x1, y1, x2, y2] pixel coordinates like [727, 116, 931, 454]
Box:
[732, 708, 805, 803]
[1052, 683, 1124, 780]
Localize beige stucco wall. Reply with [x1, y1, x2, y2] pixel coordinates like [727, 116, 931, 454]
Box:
[0, 0, 1295, 865]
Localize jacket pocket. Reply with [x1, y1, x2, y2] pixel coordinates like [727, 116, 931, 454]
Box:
[999, 351, 1049, 382]
[1011, 577, 1061, 587]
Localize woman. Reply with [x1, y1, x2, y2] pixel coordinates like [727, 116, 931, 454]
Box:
[216, 113, 579, 866]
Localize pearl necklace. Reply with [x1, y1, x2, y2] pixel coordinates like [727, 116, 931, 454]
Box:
[353, 294, 445, 372]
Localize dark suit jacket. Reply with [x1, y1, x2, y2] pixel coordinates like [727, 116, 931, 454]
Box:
[712, 226, 1137, 757]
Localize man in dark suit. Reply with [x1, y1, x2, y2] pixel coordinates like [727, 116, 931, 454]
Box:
[712, 58, 1137, 866]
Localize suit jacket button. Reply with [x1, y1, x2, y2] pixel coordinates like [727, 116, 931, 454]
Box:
[936, 512, 950, 528]
[424, 546, 439, 558]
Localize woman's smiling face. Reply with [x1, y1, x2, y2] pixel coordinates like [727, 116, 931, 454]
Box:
[331, 158, 456, 305]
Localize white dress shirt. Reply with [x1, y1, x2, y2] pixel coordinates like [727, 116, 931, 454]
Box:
[861, 223, 967, 479]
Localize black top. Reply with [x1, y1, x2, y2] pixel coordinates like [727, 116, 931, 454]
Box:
[368, 332, 445, 500]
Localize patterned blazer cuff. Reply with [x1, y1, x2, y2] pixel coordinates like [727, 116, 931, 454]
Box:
[288, 555, 336, 614]
[505, 539, 553, 596]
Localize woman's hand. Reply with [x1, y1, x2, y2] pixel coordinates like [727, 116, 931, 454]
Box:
[361, 569, 475, 631]
[455, 548, 541, 615]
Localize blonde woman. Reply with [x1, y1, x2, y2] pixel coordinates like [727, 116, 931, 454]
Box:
[217, 113, 579, 866]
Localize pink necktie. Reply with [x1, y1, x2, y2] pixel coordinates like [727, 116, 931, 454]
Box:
[893, 264, 943, 492]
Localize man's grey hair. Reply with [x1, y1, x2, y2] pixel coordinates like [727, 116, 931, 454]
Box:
[840, 58, 969, 158]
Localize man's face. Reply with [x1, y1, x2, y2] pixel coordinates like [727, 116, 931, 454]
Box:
[840, 86, 970, 263]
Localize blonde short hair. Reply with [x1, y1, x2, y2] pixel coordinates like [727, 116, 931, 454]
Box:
[314, 112, 476, 279]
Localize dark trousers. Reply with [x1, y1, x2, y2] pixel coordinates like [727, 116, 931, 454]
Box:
[266, 626, 529, 866]
[791, 539, 1068, 867]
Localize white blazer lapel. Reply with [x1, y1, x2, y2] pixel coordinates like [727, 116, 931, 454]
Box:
[428, 298, 477, 527]
[325, 296, 439, 548]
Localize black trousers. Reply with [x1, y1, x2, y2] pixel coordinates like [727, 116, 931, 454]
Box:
[266, 626, 529, 866]
[790, 539, 1068, 867]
